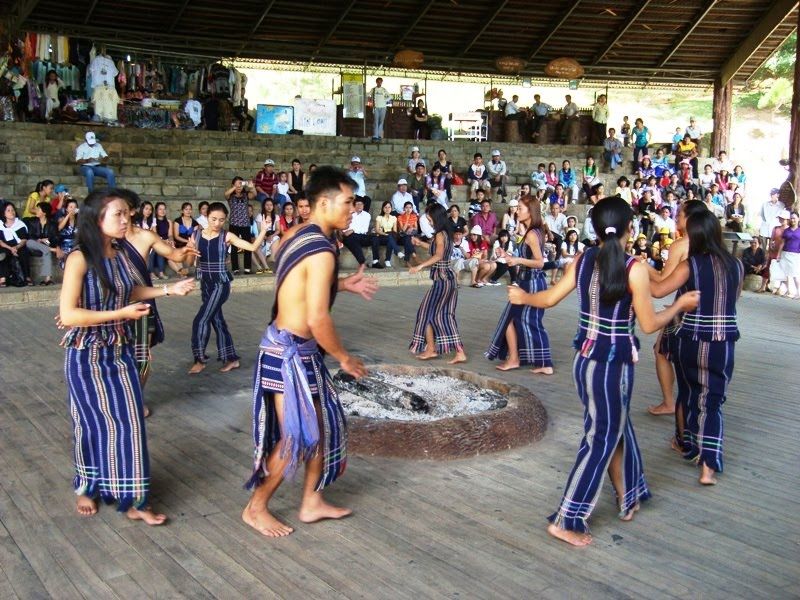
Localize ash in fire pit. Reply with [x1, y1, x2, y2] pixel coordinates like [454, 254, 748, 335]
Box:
[333, 370, 508, 421]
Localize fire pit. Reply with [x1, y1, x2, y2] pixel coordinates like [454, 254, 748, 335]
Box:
[337, 364, 547, 459]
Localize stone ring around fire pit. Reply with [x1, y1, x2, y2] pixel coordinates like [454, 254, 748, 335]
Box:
[342, 364, 548, 459]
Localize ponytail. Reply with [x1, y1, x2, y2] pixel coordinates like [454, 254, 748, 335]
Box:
[596, 228, 627, 304]
[590, 196, 634, 304]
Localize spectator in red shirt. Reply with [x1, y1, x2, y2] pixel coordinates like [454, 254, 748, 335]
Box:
[255, 159, 278, 202]
[470, 199, 498, 243]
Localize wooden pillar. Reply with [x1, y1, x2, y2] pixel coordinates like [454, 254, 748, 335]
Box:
[711, 77, 733, 156]
[789, 8, 800, 211]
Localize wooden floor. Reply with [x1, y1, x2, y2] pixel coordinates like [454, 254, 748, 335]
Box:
[1, 282, 798, 599]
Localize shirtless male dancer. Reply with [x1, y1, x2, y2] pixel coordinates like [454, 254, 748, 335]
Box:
[644, 200, 707, 416]
[243, 166, 378, 537]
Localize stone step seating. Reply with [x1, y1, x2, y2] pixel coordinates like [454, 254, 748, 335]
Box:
[0, 122, 624, 210]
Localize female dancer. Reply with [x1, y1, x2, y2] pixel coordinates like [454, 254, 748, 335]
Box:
[508, 196, 699, 545]
[189, 202, 269, 374]
[486, 195, 553, 374]
[645, 199, 707, 416]
[59, 190, 194, 523]
[409, 203, 467, 364]
[651, 210, 743, 485]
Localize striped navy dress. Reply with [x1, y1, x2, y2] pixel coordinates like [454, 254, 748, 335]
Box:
[486, 228, 552, 367]
[120, 238, 164, 380]
[409, 231, 464, 355]
[61, 250, 151, 511]
[671, 253, 743, 473]
[247, 224, 347, 491]
[191, 231, 239, 364]
[549, 247, 650, 533]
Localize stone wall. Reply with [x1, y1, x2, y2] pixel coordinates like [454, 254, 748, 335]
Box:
[0, 122, 625, 216]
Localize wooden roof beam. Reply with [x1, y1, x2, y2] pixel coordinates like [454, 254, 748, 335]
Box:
[719, 0, 798, 85]
[84, 0, 99, 25]
[6, 0, 41, 32]
[236, 0, 278, 56]
[459, 0, 511, 56]
[526, 2, 582, 62]
[388, 0, 438, 53]
[592, 0, 655, 65]
[309, 0, 360, 60]
[658, 0, 720, 67]
[168, 0, 193, 33]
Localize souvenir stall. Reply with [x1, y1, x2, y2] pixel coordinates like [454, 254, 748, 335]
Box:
[1, 32, 249, 129]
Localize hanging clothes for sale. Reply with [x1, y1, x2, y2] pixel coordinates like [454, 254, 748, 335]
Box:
[93, 84, 120, 121]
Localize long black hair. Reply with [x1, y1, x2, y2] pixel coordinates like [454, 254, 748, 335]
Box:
[591, 195, 634, 304]
[686, 209, 736, 269]
[76, 190, 125, 293]
[426, 203, 449, 235]
[138, 201, 155, 228]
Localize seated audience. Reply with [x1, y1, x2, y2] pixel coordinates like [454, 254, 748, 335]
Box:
[483, 229, 517, 285]
[255, 159, 278, 202]
[471, 199, 498, 243]
[466, 225, 490, 287]
[725, 193, 746, 232]
[372, 201, 402, 267]
[487, 150, 508, 202]
[450, 229, 480, 287]
[392, 178, 416, 215]
[0, 202, 32, 286]
[341, 198, 381, 268]
[447, 204, 468, 235]
[467, 153, 492, 200]
[23, 201, 59, 285]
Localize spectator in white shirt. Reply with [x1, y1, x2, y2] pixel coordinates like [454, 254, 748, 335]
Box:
[391, 179, 417, 215]
[759, 188, 783, 247]
[487, 149, 508, 201]
[340, 198, 381, 268]
[369, 77, 390, 141]
[467, 153, 492, 200]
[560, 94, 579, 142]
[545, 200, 568, 250]
[75, 131, 116, 192]
[711, 151, 734, 175]
[450, 230, 480, 285]
[699, 164, 716, 193]
[653, 206, 677, 239]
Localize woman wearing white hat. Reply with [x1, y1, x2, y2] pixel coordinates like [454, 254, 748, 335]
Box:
[406, 147, 425, 175]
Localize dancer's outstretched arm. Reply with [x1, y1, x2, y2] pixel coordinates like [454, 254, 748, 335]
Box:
[649, 260, 690, 298]
[507, 255, 579, 308]
[629, 262, 698, 333]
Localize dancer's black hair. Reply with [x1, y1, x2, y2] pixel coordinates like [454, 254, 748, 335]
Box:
[207, 202, 228, 216]
[590, 195, 635, 304]
[111, 188, 142, 211]
[686, 209, 736, 269]
[681, 199, 707, 221]
[426, 203, 449, 235]
[305, 166, 357, 208]
[76, 190, 126, 293]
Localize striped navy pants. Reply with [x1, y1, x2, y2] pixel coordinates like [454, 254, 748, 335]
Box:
[548, 354, 650, 533]
[191, 279, 239, 363]
[672, 337, 734, 473]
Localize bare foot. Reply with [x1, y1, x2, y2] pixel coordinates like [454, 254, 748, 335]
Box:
[670, 437, 683, 454]
[699, 464, 718, 486]
[76, 495, 97, 517]
[126, 507, 167, 526]
[546, 523, 592, 547]
[416, 351, 438, 361]
[188, 362, 206, 374]
[143, 404, 151, 418]
[242, 503, 294, 537]
[619, 503, 640, 522]
[647, 402, 675, 416]
[448, 351, 467, 365]
[298, 500, 352, 524]
[495, 360, 520, 371]
[220, 360, 240, 373]
[531, 366, 554, 375]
